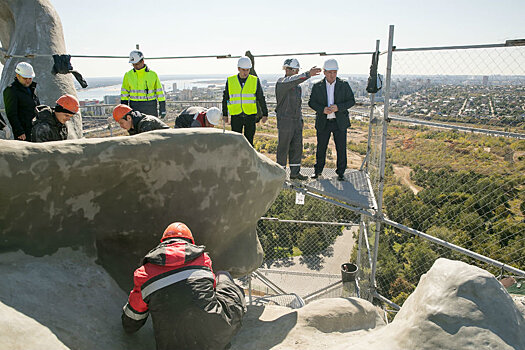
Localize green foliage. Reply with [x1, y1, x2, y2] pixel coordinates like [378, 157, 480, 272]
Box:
[303, 129, 316, 138]
[297, 226, 341, 255]
[258, 190, 355, 262]
[389, 277, 415, 301]
[254, 136, 278, 154]
[348, 141, 368, 155]
[387, 129, 524, 176]
[378, 151, 523, 306]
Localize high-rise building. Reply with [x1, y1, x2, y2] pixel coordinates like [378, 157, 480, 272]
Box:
[482, 76, 489, 86]
[173, 83, 178, 91]
[104, 95, 120, 105]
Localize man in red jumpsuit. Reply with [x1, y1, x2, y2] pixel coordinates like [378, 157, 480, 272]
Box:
[122, 222, 246, 349]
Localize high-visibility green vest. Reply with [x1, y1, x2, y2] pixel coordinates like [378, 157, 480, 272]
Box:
[227, 75, 258, 115]
[121, 66, 166, 102]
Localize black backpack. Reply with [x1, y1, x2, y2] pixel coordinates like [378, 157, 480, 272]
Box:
[175, 112, 194, 128]
[366, 52, 383, 94]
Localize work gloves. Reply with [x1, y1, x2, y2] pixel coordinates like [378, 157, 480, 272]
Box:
[159, 101, 167, 118]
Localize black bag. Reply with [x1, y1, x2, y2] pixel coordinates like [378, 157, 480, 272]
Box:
[174, 112, 194, 128]
[366, 52, 383, 94]
[52, 54, 88, 88]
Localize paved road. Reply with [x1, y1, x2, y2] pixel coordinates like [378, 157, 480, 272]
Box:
[250, 226, 358, 299]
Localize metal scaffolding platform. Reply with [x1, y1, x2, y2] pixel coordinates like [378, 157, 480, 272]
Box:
[285, 168, 377, 211]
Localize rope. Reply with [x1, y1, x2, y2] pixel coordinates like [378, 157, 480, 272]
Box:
[0, 53, 241, 60]
[1, 39, 522, 60]
[0, 50, 376, 60]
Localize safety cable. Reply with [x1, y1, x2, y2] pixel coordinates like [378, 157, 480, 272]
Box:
[0, 50, 375, 60]
[2, 38, 522, 61]
[1, 38, 522, 60]
[0, 53, 240, 60]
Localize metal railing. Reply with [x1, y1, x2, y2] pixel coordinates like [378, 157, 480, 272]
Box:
[5, 27, 524, 313]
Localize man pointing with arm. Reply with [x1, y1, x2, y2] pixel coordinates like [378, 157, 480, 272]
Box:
[275, 58, 321, 180]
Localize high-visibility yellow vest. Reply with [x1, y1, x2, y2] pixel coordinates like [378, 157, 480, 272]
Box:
[121, 66, 166, 102]
[227, 75, 258, 115]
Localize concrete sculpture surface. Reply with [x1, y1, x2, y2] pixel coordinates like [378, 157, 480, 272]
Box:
[0, 0, 82, 139]
[230, 258, 525, 350]
[338, 258, 525, 350]
[0, 248, 156, 350]
[0, 129, 285, 289]
[2, 250, 523, 350]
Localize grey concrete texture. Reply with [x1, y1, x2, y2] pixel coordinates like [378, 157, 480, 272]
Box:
[0, 128, 285, 289]
[0, 0, 82, 139]
[2, 250, 524, 349]
[0, 248, 156, 350]
[334, 258, 525, 350]
[230, 298, 386, 350]
[232, 258, 525, 350]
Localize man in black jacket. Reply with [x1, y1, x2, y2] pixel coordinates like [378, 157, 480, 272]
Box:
[3, 62, 40, 141]
[122, 222, 246, 350]
[31, 94, 79, 142]
[308, 59, 355, 181]
[113, 104, 169, 135]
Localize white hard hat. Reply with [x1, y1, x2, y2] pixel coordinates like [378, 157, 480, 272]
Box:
[206, 107, 221, 126]
[129, 50, 144, 64]
[283, 58, 300, 70]
[323, 59, 339, 71]
[237, 56, 252, 69]
[15, 62, 35, 78]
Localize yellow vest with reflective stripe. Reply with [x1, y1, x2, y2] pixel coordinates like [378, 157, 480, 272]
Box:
[227, 74, 258, 115]
[121, 66, 166, 102]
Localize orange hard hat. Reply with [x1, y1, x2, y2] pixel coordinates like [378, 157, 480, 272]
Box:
[161, 222, 194, 243]
[113, 104, 133, 121]
[56, 94, 79, 114]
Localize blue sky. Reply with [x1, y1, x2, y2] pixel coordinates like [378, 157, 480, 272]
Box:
[51, 0, 525, 77]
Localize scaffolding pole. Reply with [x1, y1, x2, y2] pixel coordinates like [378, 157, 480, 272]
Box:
[371, 25, 395, 292]
[360, 39, 381, 172]
[259, 217, 358, 226]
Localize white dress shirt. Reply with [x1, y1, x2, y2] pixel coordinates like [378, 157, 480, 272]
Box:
[325, 80, 336, 119]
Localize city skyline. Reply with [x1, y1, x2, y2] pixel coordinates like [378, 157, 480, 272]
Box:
[46, 0, 525, 77]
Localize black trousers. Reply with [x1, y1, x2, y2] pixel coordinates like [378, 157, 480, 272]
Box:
[129, 100, 158, 117]
[314, 119, 347, 176]
[231, 114, 256, 146]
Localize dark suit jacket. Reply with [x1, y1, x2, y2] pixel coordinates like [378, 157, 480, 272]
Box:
[3, 78, 40, 138]
[308, 77, 355, 131]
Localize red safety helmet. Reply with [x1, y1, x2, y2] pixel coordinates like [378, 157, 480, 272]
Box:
[113, 104, 133, 122]
[161, 222, 194, 243]
[56, 94, 79, 114]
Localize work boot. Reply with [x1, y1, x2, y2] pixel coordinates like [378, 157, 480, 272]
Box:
[310, 173, 321, 179]
[337, 174, 345, 181]
[290, 173, 307, 181]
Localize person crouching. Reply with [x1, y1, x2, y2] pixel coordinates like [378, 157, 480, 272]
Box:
[175, 106, 221, 128]
[121, 222, 247, 350]
[113, 104, 169, 135]
[31, 94, 79, 142]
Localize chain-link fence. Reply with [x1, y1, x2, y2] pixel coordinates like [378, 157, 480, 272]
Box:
[78, 35, 524, 311]
[372, 35, 525, 309]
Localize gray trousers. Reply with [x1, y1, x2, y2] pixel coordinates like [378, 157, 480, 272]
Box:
[276, 120, 303, 176]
